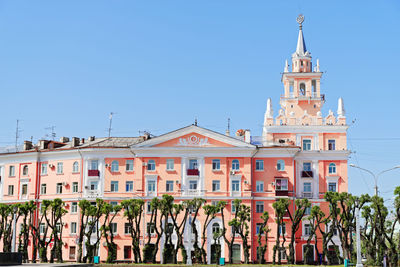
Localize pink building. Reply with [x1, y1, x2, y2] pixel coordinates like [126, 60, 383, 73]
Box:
[0, 15, 349, 263]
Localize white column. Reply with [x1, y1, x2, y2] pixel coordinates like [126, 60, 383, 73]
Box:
[356, 206, 363, 267]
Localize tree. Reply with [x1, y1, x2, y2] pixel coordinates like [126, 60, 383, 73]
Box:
[228, 200, 251, 263]
[100, 202, 122, 263]
[43, 199, 67, 263]
[200, 201, 223, 264]
[220, 199, 240, 264]
[169, 200, 189, 264]
[285, 198, 311, 264]
[143, 197, 164, 263]
[187, 198, 206, 263]
[272, 198, 287, 265]
[121, 198, 145, 263]
[160, 194, 174, 264]
[17, 202, 35, 262]
[256, 211, 270, 264]
[0, 203, 21, 252]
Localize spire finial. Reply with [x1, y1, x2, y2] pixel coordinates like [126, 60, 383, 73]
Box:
[194, 118, 197, 126]
[296, 14, 305, 29]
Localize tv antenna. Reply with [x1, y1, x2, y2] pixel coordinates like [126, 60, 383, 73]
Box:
[45, 126, 56, 140]
[108, 112, 114, 138]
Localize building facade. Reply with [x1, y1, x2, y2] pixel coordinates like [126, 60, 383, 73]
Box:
[0, 16, 349, 263]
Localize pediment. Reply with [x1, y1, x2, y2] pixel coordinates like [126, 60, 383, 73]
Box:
[133, 125, 254, 148]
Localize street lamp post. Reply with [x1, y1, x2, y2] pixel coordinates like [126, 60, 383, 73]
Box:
[355, 199, 363, 267]
[349, 164, 400, 196]
[186, 213, 193, 266]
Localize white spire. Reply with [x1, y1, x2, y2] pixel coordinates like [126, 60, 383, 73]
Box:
[337, 97, 345, 118]
[284, 59, 289, 72]
[316, 59, 320, 72]
[265, 98, 273, 118]
[293, 14, 311, 58]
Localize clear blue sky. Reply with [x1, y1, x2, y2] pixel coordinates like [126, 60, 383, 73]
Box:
[0, 1, 399, 200]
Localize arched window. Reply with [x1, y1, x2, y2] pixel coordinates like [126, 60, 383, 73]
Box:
[22, 165, 28, 176]
[212, 223, 220, 234]
[277, 160, 285, 171]
[111, 160, 119, 172]
[72, 161, 79, 173]
[231, 160, 240, 171]
[300, 83, 306, 96]
[147, 160, 156, 171]
[328, 163, 336, 174]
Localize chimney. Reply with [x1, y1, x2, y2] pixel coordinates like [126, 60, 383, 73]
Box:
[59, 137, 70, 143]
[24, 141, 33, 151]
[89, 136, 95, 142]
[71, 137, 80, 147]
[244, 130, 251, 143]
[39, 140, 46, 150]
[81, 138, 85, 144]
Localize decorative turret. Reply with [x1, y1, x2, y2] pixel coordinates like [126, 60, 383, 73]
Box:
[284, 59, 289, 73]
[263, 98, 274, 127]
[292, 14, 312, 73]
[337, 97, 346, 125]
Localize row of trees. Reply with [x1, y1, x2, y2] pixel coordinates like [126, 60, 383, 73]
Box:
[1, 189, 400, 265]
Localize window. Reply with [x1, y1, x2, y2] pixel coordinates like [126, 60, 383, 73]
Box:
[72, 182, 78, 193]
[231, 201, 237, 213]
[57, 162, 63, 174]
[126, 160, 134, 171]
[189, 180, 198, 190]
[147, 180, 156, 193]
[328, 163, 336, 174]
[166, 181, 174, 192]
[303, 182, 312, 192]
[56, 183, 62, 194]
[22, 165, 28, 176]
[56, 223, 61, 232]
[72, 161, 79, 173]
[256, 223, 263, 235]
[110, 223, 117, 234]
[328, 182, 337, 192]
[146, 201, 152, 213]
[328, 140, 336, 150]
[275, 179, 288, 191]
[280, 248, 287, 260]
[111, 161, 119, 172]
[126, 181, 133, 192]
[212, 223, 220, 234]
[147, 223, 155, 234]
[330, 225, 338, 236]
[212, 180, 220, 192]
[231, 159, 240, 171]
[256, 181, 264, 192]
[71, 222, 77, 234]
[147, 160, 155, 171]
[302, 139, 312, 151]
[231, 180, 240, 192]
[9, 166, 15, 177]
[277, 160, 285, 171]
[303, 162, 312, 171]
[124, 246, 131, 259]
[41, 164, 47, 175]
[110, 201, 118, 208]
[111, 181, 119, 192]
[189, 159, 198, 169]
[256, 201, 264, 213]
[166, 159, 174, 171]
[255, 160, 264, 171]
[71, 202, 78, 213]
[304, 223, 311, 236]
[39, 223, 46, 234]
[90, 181, 98, 190]
[305, 206, 311, 215]
[40, 184, 47, 195]
[90, 160, 98, 170]
[8, 185, 14, 195]
[300, 83, 306, 95]
[279, 223, 286, 235]
[69, 246, 76, 260]
[212, 159, 220, 171]
[21, 184, 28, 196]
[124, 223, 131, 234]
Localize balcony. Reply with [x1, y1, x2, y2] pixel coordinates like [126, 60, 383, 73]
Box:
[275, 190, 289, 197]
[182, 189, 202, 197]
[301, 171, 313, 178]
[88, 170, 100, 177]
[87, 190, 100, 198]
[187, 169, 199, 176]
[302, 192, 313, 198]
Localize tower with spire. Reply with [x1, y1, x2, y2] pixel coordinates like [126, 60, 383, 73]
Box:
[262, 14, 347, 143]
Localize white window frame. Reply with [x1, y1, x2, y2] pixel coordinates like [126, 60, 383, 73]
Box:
[41, 164, 47, 175]
[212, 180, 220, 192]
[40, 184, 47, 195]
[111, 181, 119, 192]
[72, 161, 79, 173]
[277, 160, 285, 171]
[256, 181, 264, 192]
[328, 139, 336, 150]
[22, 165, 28, 176]
[166, 159, 174, 171]
[302, 139, 312, 151]
[72, 182, 78, 193]
[90, 181, 98, 191]
[255, 160, 264, 171]
[70, 222, 77, 235]
[124, 223, 131, 235]
[8, 185, 14, 195]
[212, 159, 220, 171]
[20, 183, 28, 199]
[166, 180, 174, 192]
[9, 165, 15, 177]
[256, 201, 264, 213]
[56, 183, 63, 194]
[71, 202, 78, 214]
[275, 178, 288, 191]
[147, 160, 156, 171]
[328, 163, 337, 174]
[146, 176, 157, 196]
[111, 161, 119, 172]
[39, 223, 46, 234]
[125, 160, 134, 171]
[90, 160, 99, 170]
[57, 162, 63, 174]
[110, 223, 118, 234]
[231, 159, 240, 171]
[231, 179, 240, 196]
[125, 181, 133, 192]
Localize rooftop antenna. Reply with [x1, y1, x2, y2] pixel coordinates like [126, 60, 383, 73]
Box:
[45, 126, 56, 140]
[15, 120, 19, 152]
[194, 117, 197, 126]
[225, 118, 230, 136]
[108, 112, 114, 138]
